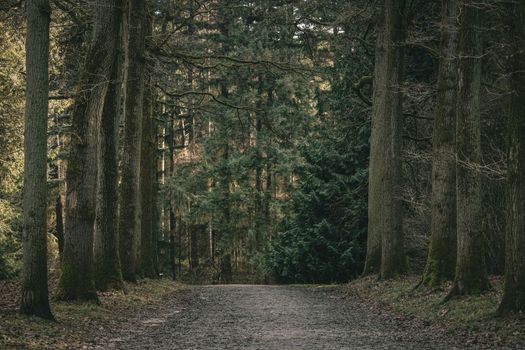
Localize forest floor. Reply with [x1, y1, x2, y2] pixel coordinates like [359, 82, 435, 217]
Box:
[1, 278, 524, 349]
[345, 275, 525, 349]
[0, 277, 185, 349]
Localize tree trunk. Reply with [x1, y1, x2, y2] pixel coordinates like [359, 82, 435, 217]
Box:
[498, 0, 525, 314]
[93, 0, 124, 292]
[254, 77, 264, 249]
[364, 0, 408, 278]
[219, 82, 233, 283]
[447, 0, 490, 298]
[139, 47, 157, 278]
[20, 0, 53, 319]
[421, 0, 458, 288]
[55, 195, 64, 260]
[168, 117, 177, 280]
[118, 0, 147, 283]
[58, 0, 120, 301]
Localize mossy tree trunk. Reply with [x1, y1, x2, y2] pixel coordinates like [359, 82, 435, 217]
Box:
[421, 0, 459, 288]
[498, 0, 525, 315]
[20, 0, 53, 319]
[93, 0, 125, 292]
[447, 0, 490, 298]
[364, 0, 408, 279]
[58, 0, 120, 301]
[118, 0, 147, 283]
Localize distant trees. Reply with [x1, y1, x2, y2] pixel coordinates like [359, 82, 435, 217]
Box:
[20, 0, 53, 319]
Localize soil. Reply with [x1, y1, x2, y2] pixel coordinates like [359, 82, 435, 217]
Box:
[93, 285, 486, 350]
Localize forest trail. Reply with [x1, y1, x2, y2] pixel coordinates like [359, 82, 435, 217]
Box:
[99, 285, 468, 350]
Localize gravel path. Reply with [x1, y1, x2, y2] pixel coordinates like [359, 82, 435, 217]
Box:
[99, 284, 472, 350]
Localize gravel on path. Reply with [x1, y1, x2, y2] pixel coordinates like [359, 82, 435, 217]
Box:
[97, 284, 473, 350]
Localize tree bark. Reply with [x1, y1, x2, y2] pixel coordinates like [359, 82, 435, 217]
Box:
[219, 82, 233, 283]
[254, 76, 264, 249]
[167, 116, 177, 280]
[57, 0, 120, 301]
[139, 40, 157, 278]
[118, 0, 147, 283]
[55, 195, 64, 259]
[447, 0, 490, 299]
[421, 0, 458, 288]
[498, 0, 525, 314]
[364, 0, 408, 278]
[93, 0, 125, 292]
[20, 0, 53, 319]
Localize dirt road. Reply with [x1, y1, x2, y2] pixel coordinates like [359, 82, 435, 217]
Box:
[94, 284, 477, 349]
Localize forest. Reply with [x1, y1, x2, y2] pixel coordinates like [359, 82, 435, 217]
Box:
[1, 0, 525, 348]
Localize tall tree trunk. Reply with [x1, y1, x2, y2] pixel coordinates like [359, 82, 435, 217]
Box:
[498, 0, 525, 314]
[93, 0, 125, 292]
[118, 0, 147, 283]
[447, 0, 490, 299]
[139, 45, 157, 278]
[20, 0, 53, 319]
[168, 117, 177, 280]
[55, 195, 64, 259]
[263, 87, 274, 248]
[219, 82, 232, 283]
[421, 0, 458, 288]
[51, 114, 65, 261]
[364, 0, 408, 278]
[254, 77, 264, 250]
[58, 0, 120, 301]
[152, 153, 160, 276]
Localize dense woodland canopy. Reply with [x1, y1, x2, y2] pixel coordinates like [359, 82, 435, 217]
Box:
[1, 0, 525, 320]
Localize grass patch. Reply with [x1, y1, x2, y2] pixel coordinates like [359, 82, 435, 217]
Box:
[346, 275, 525, 346]
[0, 278, 185, 349]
